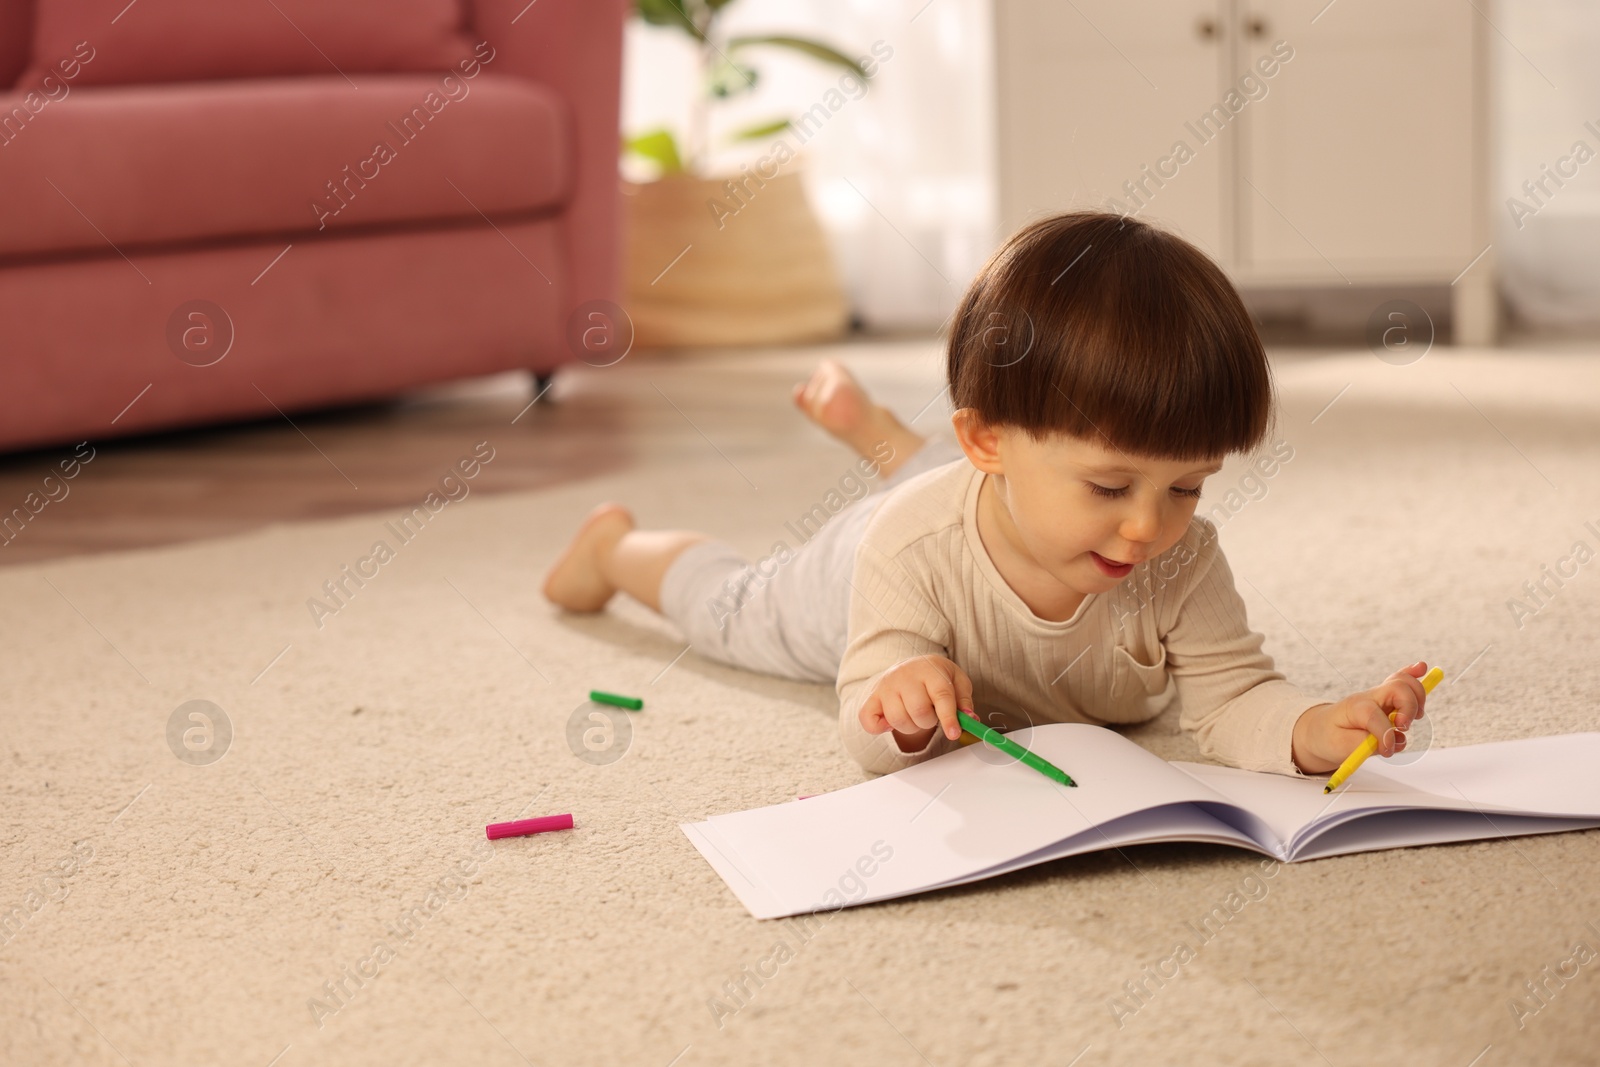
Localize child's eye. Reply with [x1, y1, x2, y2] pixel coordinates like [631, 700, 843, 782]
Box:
[1090, 483, 1204, 500]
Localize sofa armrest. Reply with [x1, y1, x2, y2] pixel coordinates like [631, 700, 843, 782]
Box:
[470, 0, 627, 361]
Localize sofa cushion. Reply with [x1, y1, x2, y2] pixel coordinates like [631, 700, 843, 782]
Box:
[0, 73, 570, 259]
[17, 0, 473, 89]
[0, 0, 30, 90]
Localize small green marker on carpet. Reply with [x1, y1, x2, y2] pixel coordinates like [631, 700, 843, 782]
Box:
[590, 689, 643, 711]
[957, 710, 1076, 787]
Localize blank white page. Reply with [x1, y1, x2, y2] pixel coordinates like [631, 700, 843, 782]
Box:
[1357, 732, 1600, 812]
[691, 723, 1229, 918]
[1176, 732, 1600, 857]
[1168, 762, 1328, 855]
[1288, 810, 1600, 861]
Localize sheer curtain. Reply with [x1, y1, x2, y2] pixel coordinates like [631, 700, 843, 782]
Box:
[1495, 1, 1600, 328]
[620, 0, 996, 332]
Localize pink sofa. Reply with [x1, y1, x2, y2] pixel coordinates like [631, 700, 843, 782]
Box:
[0, 0, 625, 452]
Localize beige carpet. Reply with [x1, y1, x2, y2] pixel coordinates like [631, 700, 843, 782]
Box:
[3, 340, 1599, 1067]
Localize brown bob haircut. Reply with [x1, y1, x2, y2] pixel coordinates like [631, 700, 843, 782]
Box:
[947, 211, 1274, 461]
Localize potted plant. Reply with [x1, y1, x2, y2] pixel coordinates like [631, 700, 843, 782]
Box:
[621, 0, 876, 348]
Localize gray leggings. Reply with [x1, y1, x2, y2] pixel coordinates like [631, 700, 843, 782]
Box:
[658, 438, 962, 683]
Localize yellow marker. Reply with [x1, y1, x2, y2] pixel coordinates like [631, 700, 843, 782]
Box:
[1323, 666, 1444, 793]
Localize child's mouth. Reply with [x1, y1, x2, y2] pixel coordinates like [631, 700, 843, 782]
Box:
[1091, 551, 1134, 578]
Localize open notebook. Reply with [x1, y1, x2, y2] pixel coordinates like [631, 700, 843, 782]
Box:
[682, 724, 1600, 919]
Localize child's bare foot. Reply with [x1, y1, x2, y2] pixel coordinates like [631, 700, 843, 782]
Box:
[792, 358, 872, 440]
[543, 503, 634, 612]
[792, 359, 925, 475]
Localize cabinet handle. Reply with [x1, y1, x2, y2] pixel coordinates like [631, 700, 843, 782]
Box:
[1196, 16, 1217, 39]
[1245, 15, 1269, 37]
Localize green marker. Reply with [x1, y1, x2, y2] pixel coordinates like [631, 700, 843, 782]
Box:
[590, 690, 643, 711]
[957, 710, 1076, 787]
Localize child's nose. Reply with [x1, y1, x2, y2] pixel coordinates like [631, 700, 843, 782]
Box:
[1120, 505, 1162, 544]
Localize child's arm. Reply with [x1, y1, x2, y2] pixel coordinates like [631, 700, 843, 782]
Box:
[1162, 522, 1405, 776]
[837, 539, 964, 774]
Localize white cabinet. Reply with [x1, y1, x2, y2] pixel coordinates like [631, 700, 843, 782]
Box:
[994, 0, 1232, 259]
[993, 0, 1494, 342]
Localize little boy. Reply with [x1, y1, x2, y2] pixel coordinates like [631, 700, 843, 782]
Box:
[544, 211, 1430, 779]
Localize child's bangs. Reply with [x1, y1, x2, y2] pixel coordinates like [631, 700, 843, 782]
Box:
[1024, 270, 1274, 461]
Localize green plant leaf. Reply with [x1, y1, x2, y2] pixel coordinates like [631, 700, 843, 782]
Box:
[634, 0, 705, 41]
[623, 128, 684, 175]
[726, 118, 792, 142]
[726, 35, 869, 81]
[707, 56, 758, 99]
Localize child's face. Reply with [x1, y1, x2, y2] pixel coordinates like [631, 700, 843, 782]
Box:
[957, 413, 1222, 593]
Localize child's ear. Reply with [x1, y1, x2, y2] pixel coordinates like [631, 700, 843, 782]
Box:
[952, 409, 1005, 474]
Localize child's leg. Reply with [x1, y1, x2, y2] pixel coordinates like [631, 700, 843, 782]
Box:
[656, 539, 840, 682]
[542, 504, 706, 614]
[546, 361, 960, 679]
[543, 505, 837, 681]
[792, 359, 929, 479]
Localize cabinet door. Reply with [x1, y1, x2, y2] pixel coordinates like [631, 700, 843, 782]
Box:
[994, 0, 1232, 262]
[1238, 0, 1481, 280]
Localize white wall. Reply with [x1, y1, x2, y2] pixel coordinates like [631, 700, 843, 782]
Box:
[1491, 0, 1599, 327]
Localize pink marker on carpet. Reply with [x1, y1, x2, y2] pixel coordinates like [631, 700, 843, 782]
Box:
[486, 813, 574, 840]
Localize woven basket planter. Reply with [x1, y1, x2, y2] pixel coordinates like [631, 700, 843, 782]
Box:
[622, 170, 849, 348]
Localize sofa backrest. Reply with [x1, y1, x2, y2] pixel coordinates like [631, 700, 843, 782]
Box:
[0, 0, 32, 89]
[14, 0, 475, 89]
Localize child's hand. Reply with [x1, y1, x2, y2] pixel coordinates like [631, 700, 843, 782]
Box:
[858, 655, 975, 752]
[1291, 660, 1432, 774]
